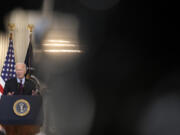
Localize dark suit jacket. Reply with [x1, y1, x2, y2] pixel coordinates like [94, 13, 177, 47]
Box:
[3, 78, 36, 95]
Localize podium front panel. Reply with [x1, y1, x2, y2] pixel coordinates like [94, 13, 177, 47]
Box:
[0, 95, 43, 125]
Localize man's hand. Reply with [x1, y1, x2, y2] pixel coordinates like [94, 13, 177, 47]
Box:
[0, 124, 6, 135]
[32, 90, 38, 95]
[7, 92, 14, 96]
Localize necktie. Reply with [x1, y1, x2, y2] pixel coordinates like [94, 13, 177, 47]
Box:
[19, 79, 23, 94]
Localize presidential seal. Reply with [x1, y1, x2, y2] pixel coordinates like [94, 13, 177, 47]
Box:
[13, 99, 30, 116]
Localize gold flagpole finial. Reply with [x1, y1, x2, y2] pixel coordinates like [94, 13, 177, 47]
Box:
[27, 24, 34, 32]
[8, 23, 15, 31]
[8, 23, 15, 39]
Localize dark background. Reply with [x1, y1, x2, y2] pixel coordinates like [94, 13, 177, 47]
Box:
[1, 0, 179, 135]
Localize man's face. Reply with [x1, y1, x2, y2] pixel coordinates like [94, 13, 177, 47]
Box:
[15, 64, 26, 79]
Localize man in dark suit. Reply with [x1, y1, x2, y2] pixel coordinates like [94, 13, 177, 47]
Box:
[2, 63, 40, 135]
[3, 63, 37, 95]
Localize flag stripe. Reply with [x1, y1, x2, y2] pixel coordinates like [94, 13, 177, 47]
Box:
[0, 77, 5, 94]
[0, 84, 4, 94]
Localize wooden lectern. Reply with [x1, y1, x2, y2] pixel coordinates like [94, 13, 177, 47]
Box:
[0, 95, 43, 135]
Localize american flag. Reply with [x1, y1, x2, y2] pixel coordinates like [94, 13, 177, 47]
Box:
[0, 36, 16, 95]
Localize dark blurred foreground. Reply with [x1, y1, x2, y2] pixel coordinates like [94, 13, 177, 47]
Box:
[1, 0, 180, 135]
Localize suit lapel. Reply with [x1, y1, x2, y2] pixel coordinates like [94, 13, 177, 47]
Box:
[14, 78, 19, 94]
[23, 79, 28, 93]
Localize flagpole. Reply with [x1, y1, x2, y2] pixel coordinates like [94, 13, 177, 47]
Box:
[7, 23, 15, 80]
[0, 23, 16, 95]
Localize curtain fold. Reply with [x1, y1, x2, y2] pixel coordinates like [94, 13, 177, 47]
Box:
[0, 33, 9, 72]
